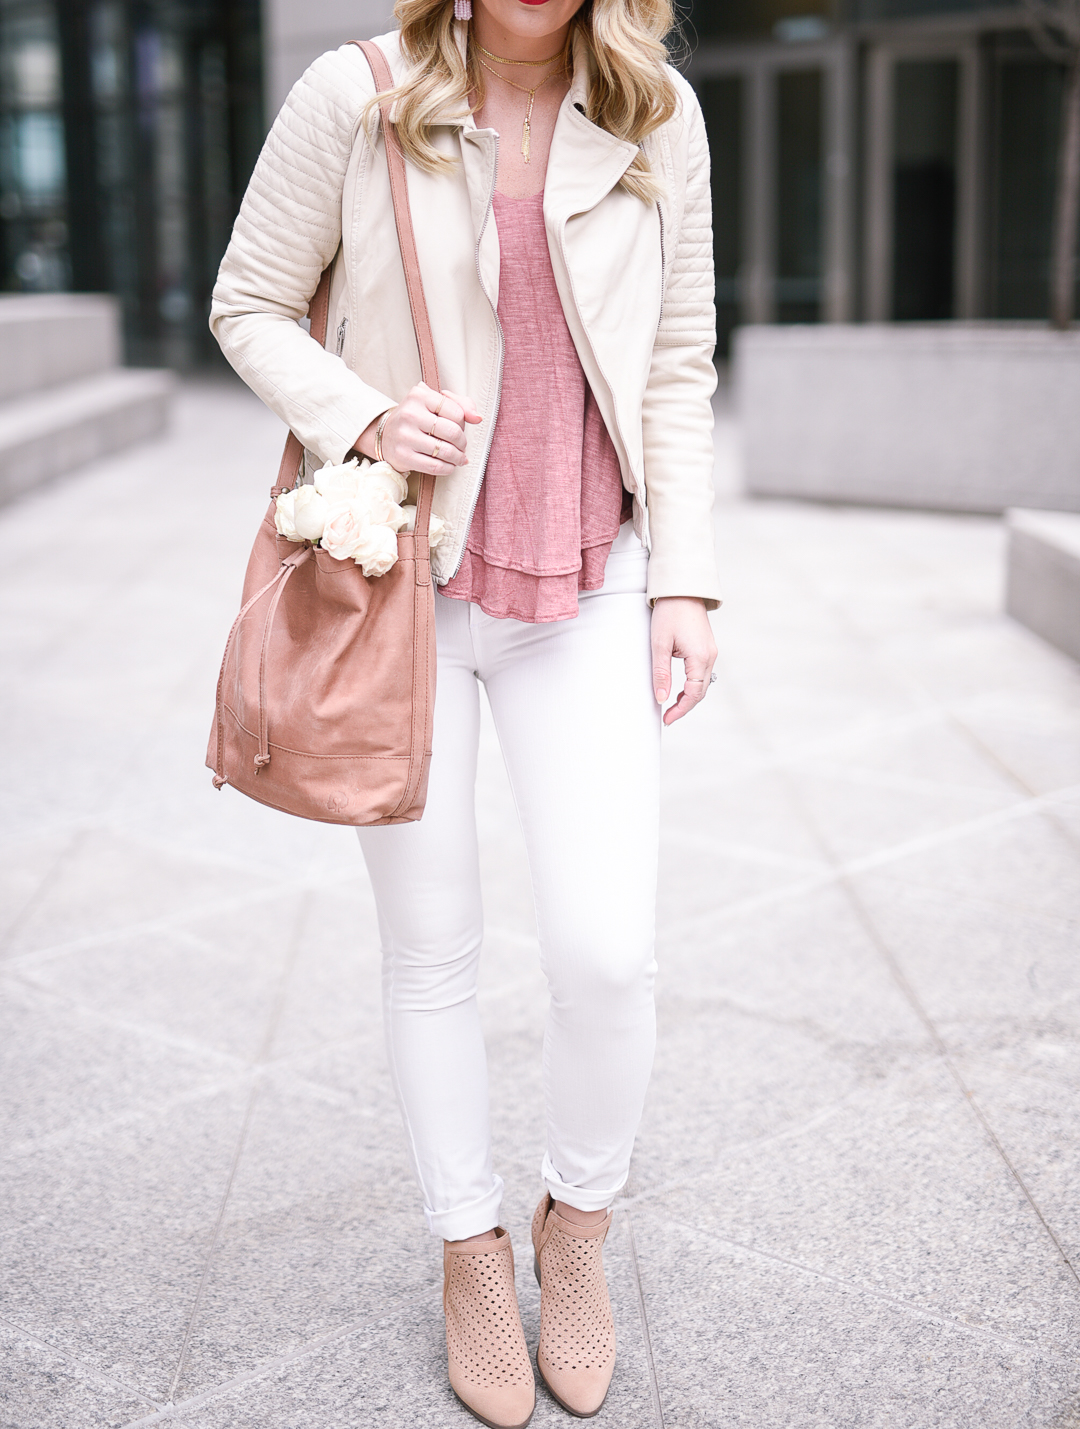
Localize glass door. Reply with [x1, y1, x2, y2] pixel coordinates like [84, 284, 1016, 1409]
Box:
[776, 67, 823, 322]
[864, 40, 981, 321]
[892, 58, 958, 320]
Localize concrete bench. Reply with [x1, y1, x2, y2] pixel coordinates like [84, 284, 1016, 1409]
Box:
[735, 324, 1080, 515]
[1006, 509, 1080, 662]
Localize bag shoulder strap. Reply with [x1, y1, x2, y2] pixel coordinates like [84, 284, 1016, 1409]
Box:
[353, 40, 440, 393]
[275, 39, 439, 548]
[352, 39, 439, 546]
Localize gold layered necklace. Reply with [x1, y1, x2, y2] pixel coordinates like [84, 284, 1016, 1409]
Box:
[473, 39, 568, 163]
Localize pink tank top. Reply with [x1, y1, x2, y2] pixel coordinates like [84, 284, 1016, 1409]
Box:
[440, 191, 627, 624]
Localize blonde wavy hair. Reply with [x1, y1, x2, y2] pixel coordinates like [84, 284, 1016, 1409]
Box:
[370, 0, 680, 202]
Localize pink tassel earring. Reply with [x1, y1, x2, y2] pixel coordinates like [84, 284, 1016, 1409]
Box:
[454, 0, 472, 19]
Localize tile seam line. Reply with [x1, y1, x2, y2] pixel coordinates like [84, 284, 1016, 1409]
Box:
[947, 709, 1080, 859]
[0, 1312, 163, 1414]
[1, 967, 252, 1071]
[661, 779, 1080, 935]
[615, 1053, 991, 1219]
[165, 892, 312, 1402]
[615, 1099, 852, 1213]
[750, 519, 1080, 856]
[3, 1071, 258, 1160]
[119, 1295, 432, 1429]
[838, 868, 1080, 1291]
[621, 1208, 666, 1429]
[0, 1032, 379, 1163]
[774, 743, 1080, 1296]
[669, 1224, 1074, 1363]
[0, 866, 351, 970]
[165, 1084, 260, 1405]
[3, 961, 390, 1091]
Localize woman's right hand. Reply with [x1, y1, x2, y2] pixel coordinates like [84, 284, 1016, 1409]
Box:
[356, 382, 481, 475]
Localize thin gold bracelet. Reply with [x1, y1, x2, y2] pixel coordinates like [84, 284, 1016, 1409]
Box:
[374, 408, 393, 464]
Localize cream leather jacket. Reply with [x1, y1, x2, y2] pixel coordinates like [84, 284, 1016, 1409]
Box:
[210, 29, 720, 605]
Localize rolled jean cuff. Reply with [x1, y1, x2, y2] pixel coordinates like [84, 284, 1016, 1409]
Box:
[424, 1175, 504, 1241]
[541, 1154, 625, 1214]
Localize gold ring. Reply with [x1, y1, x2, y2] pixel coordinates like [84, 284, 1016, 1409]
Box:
[432, 441, 441, 461]
[427, 419, 438, 437]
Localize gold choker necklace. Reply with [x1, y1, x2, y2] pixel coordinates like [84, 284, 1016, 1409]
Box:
[473, 39, 565, 67]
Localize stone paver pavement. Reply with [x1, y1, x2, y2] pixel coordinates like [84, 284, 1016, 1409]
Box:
[2, 377, 1079, 1429]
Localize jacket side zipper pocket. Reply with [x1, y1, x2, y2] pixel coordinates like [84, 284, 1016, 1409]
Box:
[336, 317, 348, 357]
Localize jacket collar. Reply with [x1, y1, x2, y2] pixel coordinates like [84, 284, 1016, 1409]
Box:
[545, 30, 639, 221]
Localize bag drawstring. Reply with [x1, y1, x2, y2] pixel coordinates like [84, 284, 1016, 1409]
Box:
[212, 545, 313, 785]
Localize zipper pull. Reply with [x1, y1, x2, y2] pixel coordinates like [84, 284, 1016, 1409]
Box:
[336, 317, 348, 356]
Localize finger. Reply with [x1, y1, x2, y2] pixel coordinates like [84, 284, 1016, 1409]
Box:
[400, 420, 467, 467]
[411, 440, 467, 469]
[441, 389, 482, 424]
[425, 391, 465, 429]
[384, 427, 466, 472]
[426, 414, 468, 452]
[407, 451, 459, 476]
[663, 658, 716, 726]
[680, 675, 710, 709]
[651, 635, 673, 706]
[663, 692, 695, 726]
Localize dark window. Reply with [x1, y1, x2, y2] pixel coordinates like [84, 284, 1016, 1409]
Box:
[700, 74, 741, 355]
[990, 53, 1075, 319]
[892, 57, 957, 320]
[777, 66, 823, 322]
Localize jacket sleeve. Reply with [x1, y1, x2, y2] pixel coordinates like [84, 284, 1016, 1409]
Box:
[209, 47, 394, 465]
[641, 80, 721, 609]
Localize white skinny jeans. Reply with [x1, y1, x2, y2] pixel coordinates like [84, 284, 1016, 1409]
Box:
[356, 524, 661, 1241]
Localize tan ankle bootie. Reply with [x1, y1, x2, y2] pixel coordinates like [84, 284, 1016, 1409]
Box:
[443, 1228, 536, 1429]
[531, 1195, 616, 1418]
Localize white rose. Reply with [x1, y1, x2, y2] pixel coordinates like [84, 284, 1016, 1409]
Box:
[274, 489, 301, 541]
[364, 461, 408, 505]
[357, 486, 407, 532]
[400, 506, 448, 548]
[314, 457, 366, 504]
[352, 521, 399, 577]
[320, 500, 372, 562]
[292, 484, 331, 542]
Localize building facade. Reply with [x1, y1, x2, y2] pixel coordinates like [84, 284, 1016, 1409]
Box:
[691, 0, 1079, 351]
[0, 0, 262, 364]
[0, 0, 1075, 365]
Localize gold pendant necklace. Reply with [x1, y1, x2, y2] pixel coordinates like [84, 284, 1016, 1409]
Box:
[475, 56, 559, 162]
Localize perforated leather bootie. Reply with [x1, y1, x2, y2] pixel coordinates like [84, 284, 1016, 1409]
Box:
[443, 1227, 536, 1429]
[531, 1194, 616, 1418]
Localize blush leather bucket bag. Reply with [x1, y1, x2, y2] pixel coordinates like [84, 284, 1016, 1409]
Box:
[207, 40, 438, 826]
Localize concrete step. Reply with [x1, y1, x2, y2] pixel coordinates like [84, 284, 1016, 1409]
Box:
[0, 293, 122, 403]
[1006, 508, 1080, 662]
[0, 368, 176, 507]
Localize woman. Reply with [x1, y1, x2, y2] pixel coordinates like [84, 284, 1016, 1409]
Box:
[211, 0, 719, 1419]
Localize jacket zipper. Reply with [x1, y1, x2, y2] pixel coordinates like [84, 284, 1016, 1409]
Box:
[447, 132, 505, 583]
[336, 317, 348, 357]
[656, 200, 666, 335]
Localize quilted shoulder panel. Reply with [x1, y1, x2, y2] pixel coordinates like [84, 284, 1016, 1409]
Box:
[212, 44, 384, 327]
[651, 70, 715, 351]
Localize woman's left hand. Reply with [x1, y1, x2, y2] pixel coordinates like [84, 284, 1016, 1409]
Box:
[651, 597, 718, 726]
